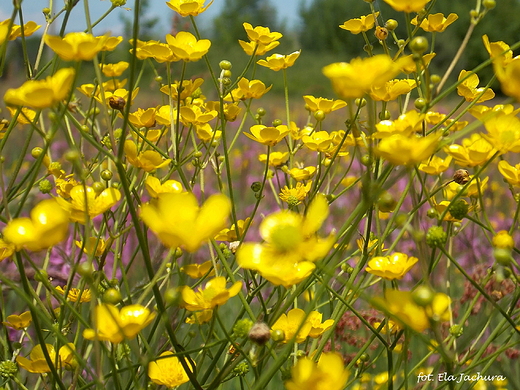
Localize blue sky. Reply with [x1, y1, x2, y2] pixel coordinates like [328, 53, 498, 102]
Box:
[5, 0, 304, 36]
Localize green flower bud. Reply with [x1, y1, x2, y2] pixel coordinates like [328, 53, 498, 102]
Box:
[219, 60, 232, 70]
[314, 110, 325, 121]
[0, 361, 17, 378]
[494, 247, 512, 266]
[232, 362, 249, 377]
[426, 226, 447, 248]
[410, 36, 428, 54]
[101, 169, 113, 181]
[233, 319, 254, 338]
[449, 324, 464, 337]
[412, 285, 435, 306]
[272, 119, 283, 127]
[449, 199, 469, 220]
[271, 329, 285, 343]
[103, 288, 122, 304]
[39, 179, 53, 194]
[256, 107, 266, 117]
[111, 0, 127, 6]
[251, 182, 262, 192]
[385, 19, 398, 30]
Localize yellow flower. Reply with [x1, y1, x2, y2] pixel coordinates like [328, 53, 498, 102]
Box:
[185, 310, 213, 324]
[369, 79, 416, 102]
[83, 304, 155, 343]
[3, 311, 32, 329]
[243, 22, 283, 45]
[124, 140, 171, 172]
[482, 112, 520, 154]
[366, 252, 418, 280]
[236, 195, 335, 287]
[444, 176, 488, 199]
[181, 260, 216, 278]
[457, 70, 495, 103]
[302, 131, 333, 152]
[375, 132, 441, 166]
[383, 0, 431, 13]
[495, 58, 520, 102]
[411, 13, 458, 32]
[285, 352, 349, 390]
[3, 199, 70, 252]
[482, 35, 515, 68]
[195, 123, 221, 142]
[17, 343, 76, 373]
[374, 110, 425, 138]
[258, 151, 289, 167]
[205, 101, 241, 121]
[160, 78, 204, 101]
[306, 311, 335, 338]
[165, 31, 211, 62]
[75, 237, 107, 257]
[165, 0, 213, 16]
[0, 238, 15, 261]
[257, 50, 301, 71]
[215, 218, 252, 242]
[0, 19, 40, 43]
[418, 156, 452, 175]
[78, 79, 127, 97]
[7, 106, 37, 125]
[100, 61, 129, 77]
[323, 55, 403, 99]
[44, 32, 109, 61]
[444, 133, 495, 167]
[226, 78, 272, 101]
[180, 104, 217, 126]
[303, 95, 347, 113]
[271, 308, 312, 343]
[148, 351, 194, 388]
[127, 107, 157, 128]
[140, 192, 231, 252]
[94, 87, 139, 108]
[289, 166, 317, 181]
[180, 276, 242, 311]
[55, 286, 91, 303]
[498, 160, 520, 187]
[135, 40, 177, 62]
[372, 290, 450, 333]
[339, 13, 378, 34]
[56, 185, 121, 224]
[55, 174, 79, 198]
[399, 53, 436, 74]
[244, 124, 290, 146]
[145, 176, 183, 198]
[102, 36, 123, 51]
[469, 103, 520, 121]
[239, 40, 280, 56]
[4, 67, 75, 109]
[279, 181, 312, 206]
[492, 230, 514, 249]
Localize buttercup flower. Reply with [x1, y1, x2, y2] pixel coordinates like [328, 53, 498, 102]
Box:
[289, 166, 317, 181]
[285, 353, 349, 390]
[75, 236, 107, 256]
[0, 19, 40, 44]
[375, 132, 441, 166]
[4, 68, 75, 109]
[100, 61, 129, 77]
[2, 311, 32, 329]
[257, 51, 301, 71]
[145, 176, 183, 198]
[57, 185, 121, 224]
[166, 31, 211, 62]
[55, 286, 92, 303]
[323, 55, 403, 99]
[494, 58, 520, 102]
[3, 199, 70, 252]
[226, 78, 272, 101]
[160, 78, 204, 101]
[443, 176, 488, 199]
[94, 87, 139, 107]
[8, 106, 37, 125]
[302, 131, 333, 152]
[83, 304, 156, 343]
[498, 160, 520, 187]
[339, 13, 378, 34]
[399, 53, 436, 74]
[195, 123, 221, 142]
[44, 32, 109, 61]
[236, 195, 335, 287]
[180, 260, 215, 278]
[165, 0, 213, 17]
[259, 151, 289, 167]
[271, 308, 312, 343]
[303, 95, 347, 113]
[215, 218, 251, 242]
[383, 0, 431, 13]
[369, 79, 416, 102]
[0, 238, 15, 261]
[374, 110, 425, 138]
[243, 22, 283, 45]
[180, 104, 217, 126]
[125, 140, 172, 172]
[493, 230, 515, 249]
[445, 133, 495, 166]
[140, 192, 231, 252]
[418, 156, 452, 175]
[180, 276, 242, 311]
[128, 107, 157, 128]
[279, 181, 312, 206]
[372, 290, 450, 333]
[366, 252, 418, 280]
[244, 124, 290, 146]
[135, 40, 177, 62]
[482, 112, 520, 153]
[411, 13, 458, 32]
[239, 40, 280, 56]
[306, 311, 335, 338]
[148, 351, 194, 388]
[17, 344, 76, 373]
[457, 70, 495, 103]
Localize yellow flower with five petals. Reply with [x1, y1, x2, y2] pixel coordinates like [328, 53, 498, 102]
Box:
[444, 133, 495, 166]
[303, 95, 347, 113]
[2, 311, 32, 329]
[257, 51, 301, 71]
[339, 13, 378, 34]
[498, 160, 520, 187]
[180, 276, 242, 311]
[244, 124, 290, 146]
[44, 32, 109, 61]
[411, 13, 458, 32]
[166, 31, 211, 62]
[148, 351, 194, 388]
[457, 70, 495, 103]
[383, 0, 431, 13]
[366, 252, 418, 280]
[17, 344, 76, 373]
[165, 0, 213, 16]
[285, 353, 349, 390]
[124, 140, 171, 172]
[375, 132, 441, 166]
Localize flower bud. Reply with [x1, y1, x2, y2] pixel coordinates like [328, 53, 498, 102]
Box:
[453, 169, 470, 184]
[409, 36, 428, 54]
[219, 60, 232, 70]
[426, 226, 447, 248]
[248, 322, 271, 345]
[375, 26, 388, 41]
[0, 360, 18, 378]
[385, 19, 398, 30]
[39, 179, 53, 194]
[233, 319, 254, 338]
[412, 285, 435, 306]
